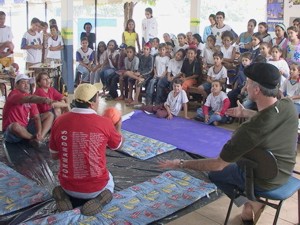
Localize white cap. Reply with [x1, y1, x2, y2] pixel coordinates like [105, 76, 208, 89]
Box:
[15, 74, 31, 83]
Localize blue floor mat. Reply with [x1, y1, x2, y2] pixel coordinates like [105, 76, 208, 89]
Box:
[21, 170, 217, 225]
[121, 130, 176, 160]
[0, 162, 51, 216]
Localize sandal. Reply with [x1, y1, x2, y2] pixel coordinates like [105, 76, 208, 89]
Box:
[137, 78, 145, 87]
[124, 98, 133, 104]
[115, 95, 125, 101]
[254, 205, 265, 224]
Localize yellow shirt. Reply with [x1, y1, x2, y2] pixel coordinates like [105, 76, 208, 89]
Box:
[123, 31, 137, 48]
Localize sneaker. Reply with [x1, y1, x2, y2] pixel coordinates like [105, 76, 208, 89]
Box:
[52, 186, 73, 212]
[194, 116, 204, 122]
[81, 189, 113, 216]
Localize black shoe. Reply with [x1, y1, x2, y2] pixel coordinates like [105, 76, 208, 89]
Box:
[81, 189, 113, 216]
[105, 95, 114, 101]
[225, 116, 234, 124]
[52, 186, 73, 212]
[194, 116, 204, 122]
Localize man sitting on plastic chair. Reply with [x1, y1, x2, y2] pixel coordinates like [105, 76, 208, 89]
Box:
[159, 63, 298, 225]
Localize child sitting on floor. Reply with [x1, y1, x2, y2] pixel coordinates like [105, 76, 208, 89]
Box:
[34, 72, 69, 117]
[196, 80, 230, 126]
[141, 78, 189, 119]
[197, 51, 227, 99]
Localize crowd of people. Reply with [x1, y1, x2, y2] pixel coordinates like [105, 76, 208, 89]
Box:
[0, 7, 299, 223]
[73, 9, 300, 125]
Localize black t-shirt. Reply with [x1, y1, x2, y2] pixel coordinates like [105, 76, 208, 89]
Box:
[181, 58, 201, 77]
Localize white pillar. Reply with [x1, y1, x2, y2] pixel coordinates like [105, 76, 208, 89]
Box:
[190, 0, 201, 34]
[61, 0, 74, 93]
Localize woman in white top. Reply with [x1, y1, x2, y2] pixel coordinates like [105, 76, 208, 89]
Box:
[142, 7, 158, 46]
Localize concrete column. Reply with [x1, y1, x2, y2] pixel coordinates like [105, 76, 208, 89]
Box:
[61, 0, 74, 94]
[190, 0, 201, 34]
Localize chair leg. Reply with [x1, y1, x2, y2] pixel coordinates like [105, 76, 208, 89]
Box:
[272, 200, 283, 225]
[224, 198, 235, 225]
[298, 189, 300, 225]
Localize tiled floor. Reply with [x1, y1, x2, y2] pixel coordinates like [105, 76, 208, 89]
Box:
[0, 85, 299, 225]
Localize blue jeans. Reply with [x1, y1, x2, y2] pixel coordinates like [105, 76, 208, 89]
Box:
[99, 68, 116, 87]
[209, 163, 245, 199]
[196, 108, 226, 125]
[146, 77, 159, 105]
[294, 103, 300, 115]
[156, 76, 170, 105]
[76, 64, 90, 82]
[3, 119, 36, 143]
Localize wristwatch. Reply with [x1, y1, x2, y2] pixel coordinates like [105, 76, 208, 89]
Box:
[179, 159, 184, 169]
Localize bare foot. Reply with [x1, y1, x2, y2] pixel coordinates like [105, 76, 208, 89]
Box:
[241, 202, 254, 221]
[115, 95, 124, 101]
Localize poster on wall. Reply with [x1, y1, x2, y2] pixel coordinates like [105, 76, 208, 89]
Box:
[286, 0, 300, 26]
[267, 0, 284, 32]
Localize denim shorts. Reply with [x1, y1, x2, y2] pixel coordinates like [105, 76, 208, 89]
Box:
[3, 119, 36, 143]
[202, 82, 212, 93]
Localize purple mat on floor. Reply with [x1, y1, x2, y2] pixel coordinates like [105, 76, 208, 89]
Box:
[122, 111, 232, 158]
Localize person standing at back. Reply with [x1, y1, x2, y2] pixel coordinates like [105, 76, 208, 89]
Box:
[211, 11, 237, 46]
[122, 19, 141, 53]
[80, 22, 96, 50]
[21, 17, 43, 69]
[142, 7, 158, 46]
[0, 11, 14, 67]
[203, 14, 216, 43]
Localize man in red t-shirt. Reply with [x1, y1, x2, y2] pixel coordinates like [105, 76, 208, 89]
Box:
[50, 83, 123, 216]
[2, 74, 54, 144]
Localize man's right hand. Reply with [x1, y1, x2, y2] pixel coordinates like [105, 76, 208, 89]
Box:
[225, 100, 245, 118]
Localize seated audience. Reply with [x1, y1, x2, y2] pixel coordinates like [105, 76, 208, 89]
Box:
[2, 74, 54, 145]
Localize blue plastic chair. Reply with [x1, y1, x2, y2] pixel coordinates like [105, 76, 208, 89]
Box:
[224, 149, 300, 225]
